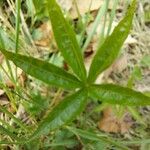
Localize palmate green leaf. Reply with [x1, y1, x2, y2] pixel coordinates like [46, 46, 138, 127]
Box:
[30, 89, 87, 140]
[88, 0, 136, 83]
[89, 84, 150, 106]
[0, 50, 82, 90]
[47, 0, 86, 81]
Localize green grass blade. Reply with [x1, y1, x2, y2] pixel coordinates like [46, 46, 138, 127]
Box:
[106, 0, 120, 36]
[98, 0, 110, 47]
[0, 50, 82, 90]
[0, 119, 18, 132]
[82, 0, 109, 52]
[122, 139, 150, 145]
[0, 28, 16, 82]
[42, 140, 77, 148]
[88, 0, 136, 83]
[15, 0, 21, 54]
[0, 125, 20, 141]
[89, 84, 150, 106]
[30, 89, 87, 140]
[0, 141, 22, 145]
[128, 107, 146, 125]
[15, 0, 21, 81]
[67, 127, 129, 150]
[0, 106, 28, 132]
[47, 0, 86, 81]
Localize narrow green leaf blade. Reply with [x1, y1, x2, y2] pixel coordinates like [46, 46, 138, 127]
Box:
[89, 84, 150, 106]
[0, 125, 19, 141]
[30, 89, 87, 139]
[67, 127, 128, 150]
[0, 50, 82, 90]
[47, 0, 86, 81]
[88, 0, 136, 83]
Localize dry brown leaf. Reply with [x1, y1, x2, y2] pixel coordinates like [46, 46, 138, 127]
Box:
[113, 54, 128, 73]
[70, 0, 104, 19]
[34, 22, 53, 47]
[98, 107, 133, 134]
[0, 89, 4, 96]
[18, 72, 27, 87]
[58, 0, 73, 11]
[103, 54, 128, 79]
[0, 54, 4, 64]
[125, 35, 137, 45]
[84, 37, 97, 72]
[0, 93, 9, 106]
[6, 72, 27, 88]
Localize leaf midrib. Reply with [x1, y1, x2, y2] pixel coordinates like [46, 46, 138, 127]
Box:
[12, 55, 82, 87]
[88, 14, 132, 82]
[49, 3, 86, 80]
[92, 84, 149, 101]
